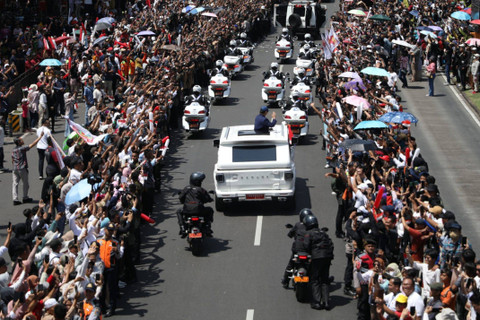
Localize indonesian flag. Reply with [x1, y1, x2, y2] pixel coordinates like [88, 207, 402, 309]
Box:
[321, 32, 332, 59]
[67, 119, 106, 145]
[146, 0, 151, 8]
[79, 23, 86, 44]
[43, 37, 50, 51]
[63, 57, 72, 79]
[48, 37, 57, 50]
[117, 69, 126, 81]
[50, 136, 65, 169]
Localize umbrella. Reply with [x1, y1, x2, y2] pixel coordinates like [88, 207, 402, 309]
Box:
[348, 9, 366, 16]
[369, 14, 391, 21]
[361, 67, 390, 77]
[39, 59, 63, 67]
[378, 111, 418, 124]
[201, 12, 218, 18]
[55, 36, 70, 44]
[137, 30, 155, 36]
[463, 8, 472, 15]
[392, 39, 415, 49]
[188, 7, 205, 15]
[161, 44, 181, 51]
[182, 5, 196, 13]
[416, 26, 433, 31]
[471, 19, 480, 25]
[344, 95, 370, 108]
[451, 11, 471, 21]
[344, 79, 367, 91]
[338, 71, 360, 79]
[428, 25, 443, 32]
[466, 38, 480, 46]
[95, 17, 116, 31]
[409, 10, 419, 17]
[65, 179, 101, 205]
[420, 30, 437, 39]
[339, 139, 377, 152]
[93, 36, 108, 46]
[354, 120, 388, 130]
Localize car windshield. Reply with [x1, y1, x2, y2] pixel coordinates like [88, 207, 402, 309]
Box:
[293, 6, 305, 15]
[232, 145, 277, 162]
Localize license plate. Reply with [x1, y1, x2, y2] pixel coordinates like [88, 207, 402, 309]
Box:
[268, 94, 277, 99]
[279, 50, 289, 53]
[246, 194, 264, 200]
[292, 128, 300, 134]
[189, 233, 202, 239]
[215, 91, 223, 96]
[280, 54, 286, 57]
[301, 97, 308, 100]
[189, 123, 200, 129]
[294, 276, 309, 283]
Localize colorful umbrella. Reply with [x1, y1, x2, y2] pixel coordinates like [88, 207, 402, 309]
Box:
[409, 10, 419, 17]
[344, 95, 370, 108]
[369, 14, 391, 21]
[416, 26, 434, 31]
[339, 139, 377, 152]
[428, 25, 443, 32]
[92, 36, 108, 46]
[201, 12, 218, 18]
[354, 120, 388, 130]
[188, 7, 205, 15]
[463, 8, 472, 15]
[361, 67, 390, 77]
[39, 59, 63, 67]
[471, 19, 480, 25]
[344, 80, 367, 91]
[392, 39, 415, 49]
[348, 9, 366, 16]
[420, 30, 437, 39]
[378, 112, 418, 124]
[182, 5, 196, 13]
[338, 71, 360, 79]
[137, 30, 156, 36]
[466, 38, 480, 46]
[95, 17, 116, 31]
[54, 36, 70, 44]
[451, 11, 471, 21]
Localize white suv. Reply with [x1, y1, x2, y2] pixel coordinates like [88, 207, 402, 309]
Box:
[213, 123, 296, 211]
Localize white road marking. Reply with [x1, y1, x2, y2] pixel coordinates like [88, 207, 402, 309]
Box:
[246, 309, 254, 320]
[280, 64, 284, 72]
[441, 73, 480, 128]
[254, 216, 263, 246]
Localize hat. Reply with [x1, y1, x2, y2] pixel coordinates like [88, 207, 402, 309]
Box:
[429, 205, 443, 215]
[44, 298, 58, 309]
[0, 257, 6, 268]
[100, 218, 111, 229]
[475, 54, 480, 58]
[430, 282, 443, 291]
[446, 221, 462, 230]
[435, 308, 459, 320]
[396, 294, 408, 304]
[440, 211, 456, 220]
[415, 218, 426, 225]
[260, 105, 269, 113]
[48, 238, 63, 249]
[379, 155, 390, 162]
[85, 283, 96, 292]
[358, 183, 368, 190]
[106, 223, 115, 231]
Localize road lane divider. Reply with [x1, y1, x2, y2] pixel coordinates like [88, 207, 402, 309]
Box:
[246, 309, 254, 320]
[254, 216, 263, 246]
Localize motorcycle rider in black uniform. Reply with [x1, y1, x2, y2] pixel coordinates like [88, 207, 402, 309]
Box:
[298, 44, 315, 60]
[276, 27, 294, 51]
[300, 33, 316, 48]
[225, 40, 243, 56]
[304, 215, 334, 310]
[281, 208, 314, 288]
[177, 172, 214, 237]
[291, 68, 311, 86]
[184, 85, 210, 114]
[236, 32, 253, 47]
[210, 60, 230, 78]
[263, 62, 285, 81]
[284, 90, 308, 112]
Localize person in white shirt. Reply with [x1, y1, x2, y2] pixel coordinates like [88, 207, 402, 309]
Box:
[408, 248, 441, 299]
[402, 277, 425, 319]
[36, 119, 51, 180]
[38, 85, 48, 126]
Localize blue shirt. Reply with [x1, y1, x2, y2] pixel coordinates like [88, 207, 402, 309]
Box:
[83, 86, 94, 106]
[254, 113, 276, 133]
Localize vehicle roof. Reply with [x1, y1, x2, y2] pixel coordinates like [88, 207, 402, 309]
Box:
[288, 0, 316, 6]
[219, 123, 289, 145]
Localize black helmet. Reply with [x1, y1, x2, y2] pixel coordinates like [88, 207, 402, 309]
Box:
[299, 208, 313, 222]
[190, 172, 206, 187]
[303, 215, 318, 230]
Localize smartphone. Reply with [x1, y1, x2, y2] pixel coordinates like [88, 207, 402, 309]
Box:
[74, 235, 78, 244]
[8, 222, 11, 229]
[462, 237, 468, 246]
[96, 273, 101, 281]
[410, 306, 416, 316]
[44, 255, 50, 263]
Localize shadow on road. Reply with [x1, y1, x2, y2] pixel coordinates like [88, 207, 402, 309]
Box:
[182, 237, 232, 257]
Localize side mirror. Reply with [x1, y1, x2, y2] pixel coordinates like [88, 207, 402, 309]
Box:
[262, 71, 267, 76]
[207, 69, 212, 77]
[286, 72, 290, 77]
[213, 139, 220, 148]
[285, 223, 293, 229]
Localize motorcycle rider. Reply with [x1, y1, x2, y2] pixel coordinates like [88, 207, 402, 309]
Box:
[185, 85, 210, 114]
[281, 208, 314, 288]
[298, 44, 315, 60]
[277, 27, 293, 43]
[236, 32, 253, 47]
[291, 68, 311, 86]
[263, 62, 285, 82]
[210, 60, 229, 77]
[300, 33, 316, 48]
[304, 215, 334, 310]
[225, 40, 243, 57]
[177, 172, 214, 237]
[284, 90, 308, 111]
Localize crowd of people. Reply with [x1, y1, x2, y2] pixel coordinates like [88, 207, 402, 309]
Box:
[0, 0, 272, 319]
[298, 0, 480, 318]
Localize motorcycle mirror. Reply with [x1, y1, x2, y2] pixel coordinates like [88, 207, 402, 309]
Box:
[262, 71, 266, 76]
[285, 223, 293, 229]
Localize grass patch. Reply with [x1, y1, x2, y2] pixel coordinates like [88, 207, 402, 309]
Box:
[463, 90, 480, 113]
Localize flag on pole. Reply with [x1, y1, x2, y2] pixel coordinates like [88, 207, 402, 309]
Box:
[68, 119, 106, 145]
[327, 26, 340, 52]
[48, 37, 57, 50]
[146, 0, 151, 8]
[321, 31, 332, 59]
[50, 136, 66, 169]
[43, 37, 50, 51]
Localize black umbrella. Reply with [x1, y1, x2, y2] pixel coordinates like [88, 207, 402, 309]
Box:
[339, 139, 377, 152]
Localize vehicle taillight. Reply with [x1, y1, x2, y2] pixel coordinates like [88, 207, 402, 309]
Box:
[299, 255, 308, 260]
[276, 43, 280, 46]
[286, 44, 291, 47]
[223, 80, 229, 84]
[298, 270, 305, 276]
[263, 83, 268, 87]
[184, 110, 190, 114]
[223, 64, 228, 68]
[198, 110, 206, 114]
[210, 80, 215, 84]
[276, 83, 282, 87]
[305, 90, 311, 93]
[191, 217, 199, 221]
[300, 115, 306, 119]
[234, 65, 240, 68]
[285, 171, 294, 180]
[215, 173, 225, 183]
[285, 115, 291, 119]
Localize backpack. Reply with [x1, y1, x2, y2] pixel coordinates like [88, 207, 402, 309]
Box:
[183, 187, 203, 214]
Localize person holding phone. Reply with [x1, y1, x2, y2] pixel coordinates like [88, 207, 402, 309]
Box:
[401, 277, 424, 320]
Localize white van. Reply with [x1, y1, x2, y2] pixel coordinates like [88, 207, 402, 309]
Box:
[213, 123, 296, 211]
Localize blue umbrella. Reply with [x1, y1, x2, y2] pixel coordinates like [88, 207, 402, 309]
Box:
[182, 5, 196, 13]
[92, 36, 108, 46]
[451, 11, 471, 21]
[409, 10, 419, 17]
[39, 59, 63, 67]
[188, 7, 205, 15]
[354, 120, 388, 130]
[361, 67, 390, 77]
[65, 179, 103, 205]
[378, 112, 419, 124]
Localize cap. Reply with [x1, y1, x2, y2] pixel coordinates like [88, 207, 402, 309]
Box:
[440, 211, 456, 220]
[260, 105, 269, 113]
[430, 282, 443, 291]
[358, 183, 368, 190]
[429, 205, 443, 215]
[415, 218, 426, 225]
[396, 294, 408, 304]
[85, 283, 96, 292]
[44, 298, 58, 309]
[106, 223, 115, 231]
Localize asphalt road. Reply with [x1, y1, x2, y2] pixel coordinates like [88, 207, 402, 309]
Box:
[1, 2, 480, 319]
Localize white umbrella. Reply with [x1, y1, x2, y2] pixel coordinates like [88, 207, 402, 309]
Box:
[95, 17, 116, 31]
[339, 71, 361, 79]
[392, 39, 415, 49]
[201, 12, 218, 18]
[420, 30, 437, 39]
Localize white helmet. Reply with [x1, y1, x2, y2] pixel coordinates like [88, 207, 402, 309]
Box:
[282, 27, 288, 35]
[271, 62, 279, 69]
[229, 40, 236, 47]
[216, 60, 223, 67]
[193, 85, 202, 93]
[240, 32, 247, 39]
[303, 44, 311, 51]
[305, 33, 312, 40]
[298, 68, 305, 75]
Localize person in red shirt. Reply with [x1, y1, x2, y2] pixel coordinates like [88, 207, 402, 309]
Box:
[401, 208, 432, 262]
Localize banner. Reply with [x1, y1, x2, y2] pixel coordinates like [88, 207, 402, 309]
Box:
[50, 136, 66, 169]
[321, 32, 332, 60]
[327, 25, 340, 52]
[68, 119, 105, 145]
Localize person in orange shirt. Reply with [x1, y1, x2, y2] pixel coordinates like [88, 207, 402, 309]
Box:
[128, 56, 135, 82]
[440, 269, 456, 310]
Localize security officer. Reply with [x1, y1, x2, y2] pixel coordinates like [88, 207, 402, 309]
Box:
[304, 215, 334, 310]
[355, 237, 377, 320]
[291, 68, 311, 86]
[211, 60, 229, 77]
[185, 85, 210, 109]
[83, 283, 101, 319]
[284, 91, 308, 112]
[281, 208, 313, 288]
[263, 62, 285, 81]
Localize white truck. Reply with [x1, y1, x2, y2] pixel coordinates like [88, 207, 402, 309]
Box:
[213, 123, 296, 211]
[273, 1, 327, 39]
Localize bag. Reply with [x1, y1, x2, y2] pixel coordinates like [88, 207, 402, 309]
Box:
[426, 71, 431, 77]
[183, 187, 203, 214]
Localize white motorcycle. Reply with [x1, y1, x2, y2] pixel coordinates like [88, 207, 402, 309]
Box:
[290, 82, 313, 108]
[261, 75, 286, 107]
[282, 107, 309, 143]
[208, 73, 231, 103]
[275, 38, 293, 63]
[237, 46, 254, 65]
[293, 58, 315, 77]
[223, 55, 243, 78]
[182, 101, 210, 134]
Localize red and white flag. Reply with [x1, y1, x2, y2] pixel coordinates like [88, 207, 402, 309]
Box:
[48, 37, 57, 50]
[43, 37, 50, 50]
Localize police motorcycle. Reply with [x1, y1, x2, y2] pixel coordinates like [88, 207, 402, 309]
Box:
[294, 44, 316, 77]
[275, 28, 295, 63]
[182, 85, 211, 134]
[223, 40, 244, 78]
[236, 32, 255, 66]
[207, 60, 231, 104]
[290, 69, 313, 110]
[283, 91, 309, 143]
[261, 63, 288, 107]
